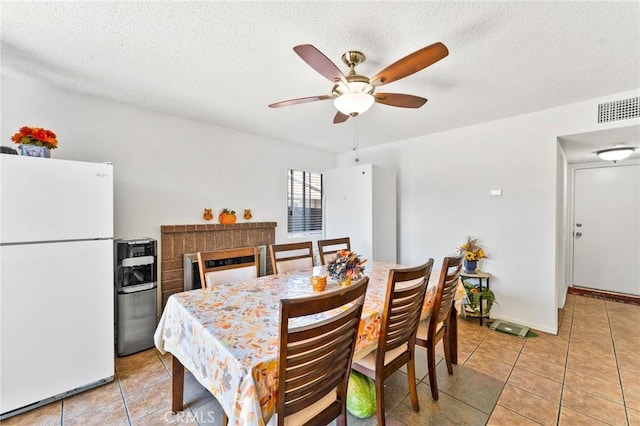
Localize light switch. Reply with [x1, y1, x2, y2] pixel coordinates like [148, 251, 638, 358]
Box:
[490, 189, 503, 197]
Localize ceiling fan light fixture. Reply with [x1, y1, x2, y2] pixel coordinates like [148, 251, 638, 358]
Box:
[271, 42, 448, 123]
[596, 147, 635, 162]
[347, 81, 374, 94]
[334, 92, 375, 115]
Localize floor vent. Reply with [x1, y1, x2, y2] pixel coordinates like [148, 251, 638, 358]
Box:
[489, 320, 530, 338]
[598, 96, 640, 123]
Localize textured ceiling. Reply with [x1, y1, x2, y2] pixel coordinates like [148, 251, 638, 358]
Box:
[1, 1, 639, 155]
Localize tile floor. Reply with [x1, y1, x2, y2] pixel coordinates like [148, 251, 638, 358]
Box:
[2, 293, 639, 425]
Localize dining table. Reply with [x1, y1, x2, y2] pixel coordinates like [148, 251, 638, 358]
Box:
[154, 261, 464, 426]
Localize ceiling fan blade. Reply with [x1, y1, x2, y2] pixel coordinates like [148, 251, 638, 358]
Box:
[268, 95, 331, 108]
[333, 111, 350, 124]
[293, 44, 346, 84]
[370, 42, 449, 86]
[374, 93, 428, 108]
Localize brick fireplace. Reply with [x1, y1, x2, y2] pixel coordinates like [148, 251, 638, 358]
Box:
[159, 222, 277, 309]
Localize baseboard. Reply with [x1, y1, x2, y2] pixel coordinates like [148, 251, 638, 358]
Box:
[568, 286, 640, 306]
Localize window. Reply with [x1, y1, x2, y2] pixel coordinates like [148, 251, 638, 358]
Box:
[288, 169, 323, 235]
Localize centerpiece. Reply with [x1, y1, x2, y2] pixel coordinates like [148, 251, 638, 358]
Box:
[11, 126, 58, 158]
[458, 236, 486, 274]
[327, 249, 366, 286]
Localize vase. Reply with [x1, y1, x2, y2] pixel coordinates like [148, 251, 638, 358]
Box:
[20, 145, 50, 158]
[463, 259, 477, 273]
[339, 277, 352, 287]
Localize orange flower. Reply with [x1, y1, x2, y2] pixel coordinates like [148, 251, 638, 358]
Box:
[11, 126, 58, 149]
[32, 128, 48, 140]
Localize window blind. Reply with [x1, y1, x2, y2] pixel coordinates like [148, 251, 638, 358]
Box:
[288, 169, 323, 234]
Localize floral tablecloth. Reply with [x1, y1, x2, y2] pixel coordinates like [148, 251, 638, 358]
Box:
[154, 261, 452, 425]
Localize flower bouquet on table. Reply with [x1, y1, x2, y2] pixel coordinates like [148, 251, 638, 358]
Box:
[458, 236, 486, 273]
[327, 250, 366, 286]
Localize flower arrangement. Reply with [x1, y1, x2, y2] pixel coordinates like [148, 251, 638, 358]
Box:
[327, 250, 366, 283]
[458, 236, 486, 261]
[11, 126, 58, 150]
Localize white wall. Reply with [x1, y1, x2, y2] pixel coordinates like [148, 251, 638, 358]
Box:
[4, 72, 637, 333]
[556, 144, 569, 310]
[337, 90, 640, 334]
[1, 75, 336, 245]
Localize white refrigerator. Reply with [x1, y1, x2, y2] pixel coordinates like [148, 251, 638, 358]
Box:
[0, 155, 114, 418]
[323, 164, 397, 264]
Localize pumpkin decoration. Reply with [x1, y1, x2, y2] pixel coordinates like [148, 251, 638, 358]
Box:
[219, 208, 237, 225]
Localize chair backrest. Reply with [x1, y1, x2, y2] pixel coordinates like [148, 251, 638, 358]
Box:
[197, 247, 258, 289]
[317, 237, 351, 265]
[269, 242, 314, 274]
[428, 255, 464, 335]
[376, 259, 434, 366]
[277, 276, 369, 425]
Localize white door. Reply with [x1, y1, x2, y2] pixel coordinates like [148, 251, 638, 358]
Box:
[572, 164, 640, 295]
[324, 165, 373, 262]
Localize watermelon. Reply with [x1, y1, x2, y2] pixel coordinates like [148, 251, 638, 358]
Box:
[346, 370, 376, 418]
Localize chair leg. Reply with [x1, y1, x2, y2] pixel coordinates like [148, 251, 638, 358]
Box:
[442, 328, 454, 375]
[407, 355, 420, 412]
[427, 341, 439, 401]
[449, 304, 459, 364]
[375, 374, 386, 426]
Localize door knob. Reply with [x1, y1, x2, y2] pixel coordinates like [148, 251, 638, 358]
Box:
[576, 223, 582, 228]
[575, 232, 582, 238]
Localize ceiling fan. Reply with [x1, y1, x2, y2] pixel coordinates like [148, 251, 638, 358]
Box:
[268, 42, 449, 124]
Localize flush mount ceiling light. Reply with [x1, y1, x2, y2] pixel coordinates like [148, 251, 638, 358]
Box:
[596, 147, 635, 162]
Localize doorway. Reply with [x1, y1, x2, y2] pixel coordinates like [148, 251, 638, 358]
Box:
[571, 163, 640, 295]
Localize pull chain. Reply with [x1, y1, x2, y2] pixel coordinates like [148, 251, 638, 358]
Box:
[352, 115, 360, 163]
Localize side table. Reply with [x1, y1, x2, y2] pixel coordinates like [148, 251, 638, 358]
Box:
[460, 270, 491, 326]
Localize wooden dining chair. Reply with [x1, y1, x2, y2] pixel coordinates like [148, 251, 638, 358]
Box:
[351, 259, 434, 426]
[276, 276, 369, 426]
[269, 241, 314, 274]
[197, 246, 258, 289]
[317, 237, 351, 265]
[415, 255, 463, 400]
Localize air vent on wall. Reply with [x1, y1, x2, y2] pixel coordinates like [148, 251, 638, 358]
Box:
[598, 96, 640, 123]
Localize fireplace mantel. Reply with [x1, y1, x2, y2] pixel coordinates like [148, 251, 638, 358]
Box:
[160, 222, 277, 308]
